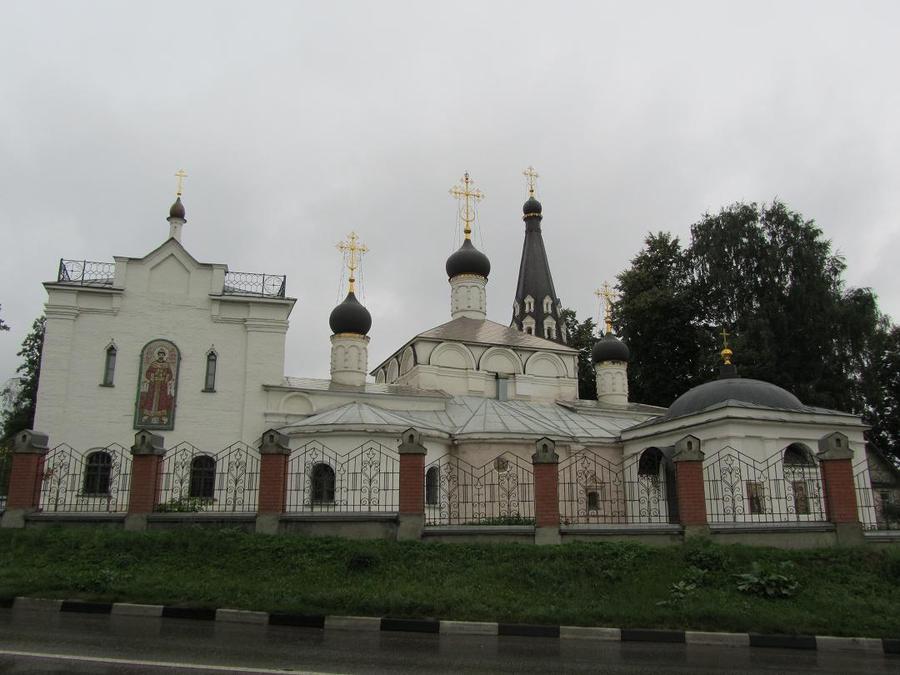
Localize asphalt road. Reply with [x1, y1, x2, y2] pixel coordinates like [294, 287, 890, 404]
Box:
[0, 608, 895, 674]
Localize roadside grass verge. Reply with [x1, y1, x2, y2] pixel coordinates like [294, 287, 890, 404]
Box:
[1, 527, 898, 637]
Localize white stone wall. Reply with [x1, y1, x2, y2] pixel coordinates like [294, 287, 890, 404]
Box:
[595, 361, 629, 406]
[449, 275, 487, 320]
[34, 240, 293, 451]
[330, 334, 369, 386]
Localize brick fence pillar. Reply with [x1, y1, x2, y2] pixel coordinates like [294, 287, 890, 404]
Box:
[125, 429, 166, 531]
[673, 434, 709, 538]
[256, 429, 291, 534]
[397, 427, 426, 541]
[0, 430, 50, 529]
[532, 437, 560, 545]
[817, 431, 863, 545]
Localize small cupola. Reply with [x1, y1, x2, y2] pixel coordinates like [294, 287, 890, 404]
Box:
[330, 232, 372, 386]
[329, 292, 372, 336]
[445, 239, 491, 280]
[593, 282, 629, 406]
[167, 169, 188, 242]
[447, 171, 490, 320]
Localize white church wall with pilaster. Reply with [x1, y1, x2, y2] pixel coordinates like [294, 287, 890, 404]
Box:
[34, 240, 293, 451]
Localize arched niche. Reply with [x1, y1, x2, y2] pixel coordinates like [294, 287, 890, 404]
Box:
[429, 342, 476, 370]
[479, 346, 523, 375]
[524, 352, 567, 377]
[279, 393, 314, 415]
[400, 346, 416, 375]
[386, 358, 400, 382]
[374, 369, 386, 383]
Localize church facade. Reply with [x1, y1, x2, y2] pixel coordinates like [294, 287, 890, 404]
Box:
[3, 171, 890, 543]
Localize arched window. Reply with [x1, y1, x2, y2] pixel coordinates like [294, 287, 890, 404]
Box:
[83, 451, 112, 495]
[311, 463, 335, 503]
[203, 351, 217, 392]
[425, 466, 439, 506]
[190, 455, 216, 499]
[102, 345, 117, 386]
[783, 444, 815, 466]
[524, 295, 534, 313]
[543, 296, 553, 314]
[638, 448, 663, 478]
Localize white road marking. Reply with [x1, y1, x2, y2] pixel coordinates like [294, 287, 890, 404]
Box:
[0, 648, 342, 674]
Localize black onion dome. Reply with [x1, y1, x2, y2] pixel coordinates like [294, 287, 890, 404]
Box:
[445, 238, 491, 279]
[329, 292, 372, 335]
[668, 378, 804, 418]
[169, 196, 186, 219]
[591, 334, 630, 363]
[523, 196, 542, 216]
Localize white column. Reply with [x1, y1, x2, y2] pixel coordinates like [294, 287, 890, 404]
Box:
[331, 334, 370, 386]
[595, 361, 629, 406]
[450, 275, 487, 320]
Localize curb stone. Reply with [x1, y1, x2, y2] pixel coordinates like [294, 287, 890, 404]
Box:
[5, 597, 898, 654]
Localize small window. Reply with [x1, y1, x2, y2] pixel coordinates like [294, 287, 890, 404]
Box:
[524, 295, 534, 313]
[545, 325, 556, 340]
[525, 327, 533, 335]
[83, 451, 112, 495]
[190, 456, 216, 499]
[203, 351, 217, 392]
[102, 345, 117, 386]
[311, 463, 336, 503]
[792, 481, 810, 515]
[543, 296, 553, 313]
[425, 467, 439, 506]
[586, 490, 600, 510]
[746, 481, 766, 514]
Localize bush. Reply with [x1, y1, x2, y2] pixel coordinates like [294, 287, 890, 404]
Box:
[684, 542, 727, 571]
[735, 562, 798, 598]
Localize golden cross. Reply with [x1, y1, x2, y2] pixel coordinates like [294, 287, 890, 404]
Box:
[719, 327, 733, 365]
[523, 165, 539, 196]
[449, 172, 484, 240]
[337, 231, 369, 294]
[594, 281, 616, 334]
[174, 169, 188, 196]
[720, 326, 731, 349]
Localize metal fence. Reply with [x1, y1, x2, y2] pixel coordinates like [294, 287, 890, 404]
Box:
[156, 442, 260, 512]
[57, 259, 116, 286]
[558, 449, 671, 525]
[0, 450, 10, 510]
[424, 452, 534, 526]
[38, 443, 132, 512]
[223, 271, 286, 298]
[286, 440, 399, 512]
[703, 447, 826, 524]
[854, 467, 899, 531]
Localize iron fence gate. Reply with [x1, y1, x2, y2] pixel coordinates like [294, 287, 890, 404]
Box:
[854, 464, 899, 531]
[39, 443, 131, 512]
[156, 442, 260, 512]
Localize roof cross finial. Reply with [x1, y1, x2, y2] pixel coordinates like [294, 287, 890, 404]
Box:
[595, 281, 617, 335]
[449, 171, 484, 240]
[337, 231, 369, 294]
[523, 165, 539, 196]
[719, 326, 733, 365]
[174, 169, 188, 197]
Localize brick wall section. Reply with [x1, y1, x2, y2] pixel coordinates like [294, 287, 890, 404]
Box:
[258, 453, 288, 514]
[820, 458, 859, 523]
[6, 453, 46, 510]
[533, 463, 559, 527]
[675, 460, 707, 526]
[128, 455, 162, 514]
[398, 453, 424, 515]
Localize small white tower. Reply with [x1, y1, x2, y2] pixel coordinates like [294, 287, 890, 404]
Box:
[329, 232, 372, 387]
[446, 172, 490, 320]
[593, 282, 629, 406]
[167, 169, 188, 242]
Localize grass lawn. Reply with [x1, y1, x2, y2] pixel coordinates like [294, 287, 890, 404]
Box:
[1, 527, 898, 637]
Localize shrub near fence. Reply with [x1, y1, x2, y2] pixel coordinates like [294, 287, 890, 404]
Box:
[156, 442, 259, 513]
[285, 440, 399, 513]
[38, 443, 131, 512]
[424, 452, 534, 526]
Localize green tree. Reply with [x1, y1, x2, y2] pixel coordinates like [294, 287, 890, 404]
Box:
[1, 316, 45, 438]
[560, 308, 598, 399]
[0, 304, 9, 331]
[862, 325, 900, 461]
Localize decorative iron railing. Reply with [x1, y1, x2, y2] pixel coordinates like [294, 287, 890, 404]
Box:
[854, 466, 899, 531]
[703, 447, 826, 524]
[38, 443, 132, 512]
[156, 442, 260, 512]
[57, 259, 116, 286]
[558, 450, 671, 525]
[222, 271, 286, 298]
[286, 440, 399, 512]
[424, 452, 534, 526]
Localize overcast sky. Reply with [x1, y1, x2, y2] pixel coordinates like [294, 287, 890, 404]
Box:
[2, 1, 898, 385]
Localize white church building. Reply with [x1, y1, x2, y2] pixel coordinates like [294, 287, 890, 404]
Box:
[14, 170, 887, 542]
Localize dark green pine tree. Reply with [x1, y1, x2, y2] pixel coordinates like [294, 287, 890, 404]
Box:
[2, 316, 46, 439]
[560, 308, 599, 400]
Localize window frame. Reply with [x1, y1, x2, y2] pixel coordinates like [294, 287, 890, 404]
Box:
[189, 455, 217, 500]
[203, 350, 218, 392]
[83, 451, 113, 496]
[101, 344, 117, 387]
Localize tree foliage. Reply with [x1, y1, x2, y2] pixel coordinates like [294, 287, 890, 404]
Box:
[560, 308, 598, 399]
[614, 201, 898, 460]
[0, 304, 9, 332]
[1, 316, 45, 439]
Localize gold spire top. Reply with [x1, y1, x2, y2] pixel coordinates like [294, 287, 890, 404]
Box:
[719, 326, 733, 365]
[595, 281, 617, 334]
[174, 169, 188, 197]
[523, 165, 539, 196]
[449, 171, 484, 240]
[337, 231, 368, 294]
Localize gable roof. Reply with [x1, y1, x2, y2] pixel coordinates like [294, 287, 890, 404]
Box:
[416, 317, 577, 351]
